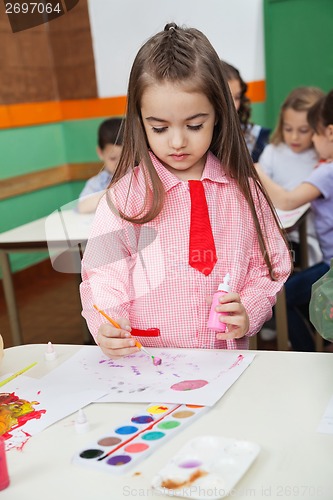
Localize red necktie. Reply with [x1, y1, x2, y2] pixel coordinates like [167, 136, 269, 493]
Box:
[188, 180, 217, 276]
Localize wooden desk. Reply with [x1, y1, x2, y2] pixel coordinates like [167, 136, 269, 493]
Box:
[2, 344, 333, 499]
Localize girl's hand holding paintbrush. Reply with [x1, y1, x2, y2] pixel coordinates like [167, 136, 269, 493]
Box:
[96, 317, 138, 359]
[93, 305, 162, 365]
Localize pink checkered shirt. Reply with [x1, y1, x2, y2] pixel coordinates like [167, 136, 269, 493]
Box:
[80, 151, 291, 349]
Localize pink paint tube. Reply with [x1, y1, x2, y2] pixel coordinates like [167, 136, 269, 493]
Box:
[0, 437, 10, 491]
[207, 273, 231, 333]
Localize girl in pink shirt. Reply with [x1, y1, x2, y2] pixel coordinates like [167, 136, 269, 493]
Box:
[80, 23, 291, 358]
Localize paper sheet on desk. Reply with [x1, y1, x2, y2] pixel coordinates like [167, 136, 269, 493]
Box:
[317, 394, 333, 434]
[0, 374, 106, 451]
[40, 346, 256, 406]
[275, 204, 310, 229]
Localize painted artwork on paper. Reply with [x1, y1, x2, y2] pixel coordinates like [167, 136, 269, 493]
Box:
[0, 391, 46, 450]
[41, 347, 255, 406]
[0, 374, 106, 451]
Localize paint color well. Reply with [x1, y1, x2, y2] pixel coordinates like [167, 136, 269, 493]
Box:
[146, 405, 169, 414]
[158, 420, 181, 430]
[141, 431, 165, 441]
[80, 449, 104, 459]
[131, 415, 154, 424]
[107, 455, 131, 466]
[172, 411, 195, 419]
[124, 443, 149, 453]
[178, 459, 203, 468]
[115, 425, 138, 435]
[98, 437, 122, 447]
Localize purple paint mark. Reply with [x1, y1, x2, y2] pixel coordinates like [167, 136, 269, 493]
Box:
[99, 359, 124, 368]
[229, 355, 244, 369]
[131, 366, 141, 376]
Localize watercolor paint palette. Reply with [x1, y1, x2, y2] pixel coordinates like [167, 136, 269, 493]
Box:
[72, 403, 209, 475]
[152, 435, 260, 499]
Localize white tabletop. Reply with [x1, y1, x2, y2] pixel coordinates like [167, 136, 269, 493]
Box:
[0, 207, 93, 246]
[1, 344, 332, 500]
[0, 202, 309, 247]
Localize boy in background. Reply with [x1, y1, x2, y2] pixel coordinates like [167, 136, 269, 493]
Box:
[77, 117, 124, 213]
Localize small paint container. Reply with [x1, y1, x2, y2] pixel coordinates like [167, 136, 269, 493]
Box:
[44, 341, 57, 361]
[0, 437, 10, 491]
[152, 435, 260, 499]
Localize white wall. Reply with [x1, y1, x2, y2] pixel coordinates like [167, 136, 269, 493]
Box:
[88, 0, 265, 98]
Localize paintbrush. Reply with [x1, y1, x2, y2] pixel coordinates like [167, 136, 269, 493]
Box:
[93, 305, 162, 365]
[0, 362, 37, 388]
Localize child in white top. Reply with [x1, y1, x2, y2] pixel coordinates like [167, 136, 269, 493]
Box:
[80, 23, 291, 359]
[259, 86, 324, 266]
[256, 89, 333, 351]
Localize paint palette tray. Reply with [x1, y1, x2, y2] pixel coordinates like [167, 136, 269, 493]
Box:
[152, 435, 260, 499]
[72, 403, 208, 475]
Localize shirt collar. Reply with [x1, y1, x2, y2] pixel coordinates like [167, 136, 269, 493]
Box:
[149, 151, 228, 192]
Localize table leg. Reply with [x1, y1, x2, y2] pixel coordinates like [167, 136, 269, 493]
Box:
[0, 250, 22, 346]
[298, 217, 308, 270]
[275, 287, 289, 351]
[75, 271, 92, 344]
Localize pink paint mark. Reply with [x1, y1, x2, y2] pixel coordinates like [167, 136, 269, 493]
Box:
[229, 355, 244, 369]
[170, 380, 208, 391]
[15, 431, 32, 452]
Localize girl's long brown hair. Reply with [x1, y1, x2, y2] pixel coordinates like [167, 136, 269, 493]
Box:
[109, 23, 290, 278]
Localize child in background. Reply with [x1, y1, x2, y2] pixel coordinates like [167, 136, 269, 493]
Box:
[256, 89, 333, 351]
[259, 86, 324, 267]
[80, 23, 291, 359]
[222, 61, 271, 162]
[77, 117, 124, 213]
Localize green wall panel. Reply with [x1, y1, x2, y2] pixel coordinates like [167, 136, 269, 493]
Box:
[0, 183, 77, 232]
[251, 102, 269, 129]
[0, 124, 66, 178]
[264, 0, 333, 127]
[62, 119, 103, 162]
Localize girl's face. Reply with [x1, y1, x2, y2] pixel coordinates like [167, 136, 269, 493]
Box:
[312, 125, 333, 161]
[282, 108, 314, 153]
[227, 78, 242, 111]
[141, 82, 216, 180]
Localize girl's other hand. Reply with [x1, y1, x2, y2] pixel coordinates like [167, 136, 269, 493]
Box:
[96, 318, 138, 358]
[214, 292, 250, 340]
